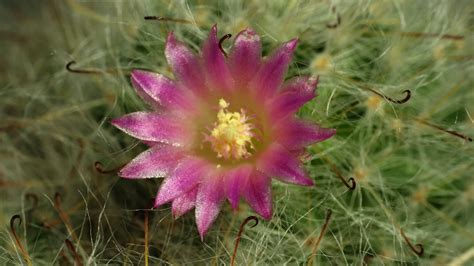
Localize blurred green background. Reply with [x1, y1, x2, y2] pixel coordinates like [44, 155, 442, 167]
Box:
[1, 0, 473, 264]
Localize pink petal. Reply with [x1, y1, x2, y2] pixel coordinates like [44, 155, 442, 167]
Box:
[154, 157, 210, 207]
[111, 112, 189, 145]
[119, 145, 183, 179]
[274, 118, 336, 150]
[228, 28, 261, 86]
[172, 187, 198, 218]
[267, 76, 318, 121]
[195, 175, 225, 240]
[165, 32, 206, 95]
[223, 164, 253, 209]
[257, 143, 314, 186]
[131, 70, 194, 112]
[202, 25, 234, 92]
[249, 39, 298, 98]
[243, 171, 272, 220]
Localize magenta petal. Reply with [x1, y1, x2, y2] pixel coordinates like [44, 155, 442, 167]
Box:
[228, 28, 261, 86]
[257, 143, 314, 186]
[111, 112, 189, 145]
[223, 164, 253, 209]
[195, 176, 225, 240]
[172, 186, 198, 218]
[154, 157, 209, 207]
[202, 25, 234, 92]
[249, 39, 298, 97]
[131, 70, 193, 111]
[267, 76, 318, 121]
[119, 145, 183, 179]
[243, 171, 272, 220]
[165, 32, 206, 95]
[274, 118, 336, 150]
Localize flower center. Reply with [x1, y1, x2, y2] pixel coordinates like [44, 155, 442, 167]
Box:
[206, 99, 254, 160]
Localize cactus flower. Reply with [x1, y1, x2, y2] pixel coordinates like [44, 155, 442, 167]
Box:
[112, 25, 335, 239]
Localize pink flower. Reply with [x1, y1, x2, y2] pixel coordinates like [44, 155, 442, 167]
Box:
[112, 25, 335, 239]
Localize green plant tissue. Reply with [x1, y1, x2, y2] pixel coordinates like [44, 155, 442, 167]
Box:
[0, 0, 473, 265]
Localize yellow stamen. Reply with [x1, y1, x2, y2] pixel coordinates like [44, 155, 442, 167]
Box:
[207, 99, 254, 160]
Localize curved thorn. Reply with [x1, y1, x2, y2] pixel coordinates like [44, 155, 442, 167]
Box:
[66, 61, 148, 75]
[10, 215, 32, 265]
[94, 161, 123, 174]
[307, 209, 333, 265]
[53, 193, 79, 242]
[231, 216, 259, 266]
[54, 192, 62, 208]
[400, 31, 464, 40]
[323, 157, 357, 191]
[414, 118, 472, 142]
[368, 89, 412, 104]
[66, 61, 102, 75]
[25, 193, 39, 210]
[390, 89, 411, 104]
[336, 175, 356, 190]
[10, 214, 22, 233]
[400, 229, 424, 256]
[218, 33, 232, 57]
[143, 16, 191, 24]
[346, 177, 356, 190]
[65, 239, 83, 266]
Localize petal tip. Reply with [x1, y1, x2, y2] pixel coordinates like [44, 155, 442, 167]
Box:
[246, 26, 255, 32]
[198, 225, 208, 241]
[229, 199, 239, 210]
[302, 178, 315, 186]
[118, 167, 149, 179]
[166, 32, 177, 47]
[242, 27, 256, 36]
[130, 69, 149, 87]
[321, 128, 337, 140]
[130, 69, 145, 77]
[171, 210, 181, 220]
[153, 201, 160, 209]
[261, 211, 272, 220]
[286, 38, 298, 51]
[118, 169, 131, 179]
[239, 27, 259, 42]
[309, 75, 320, 88]
[154, 194, 166, 208]
[110, 117, 122, 128]
[208, 24, 218, 39]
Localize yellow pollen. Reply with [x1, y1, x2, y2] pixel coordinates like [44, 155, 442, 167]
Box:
[207, 99, 254, 160]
